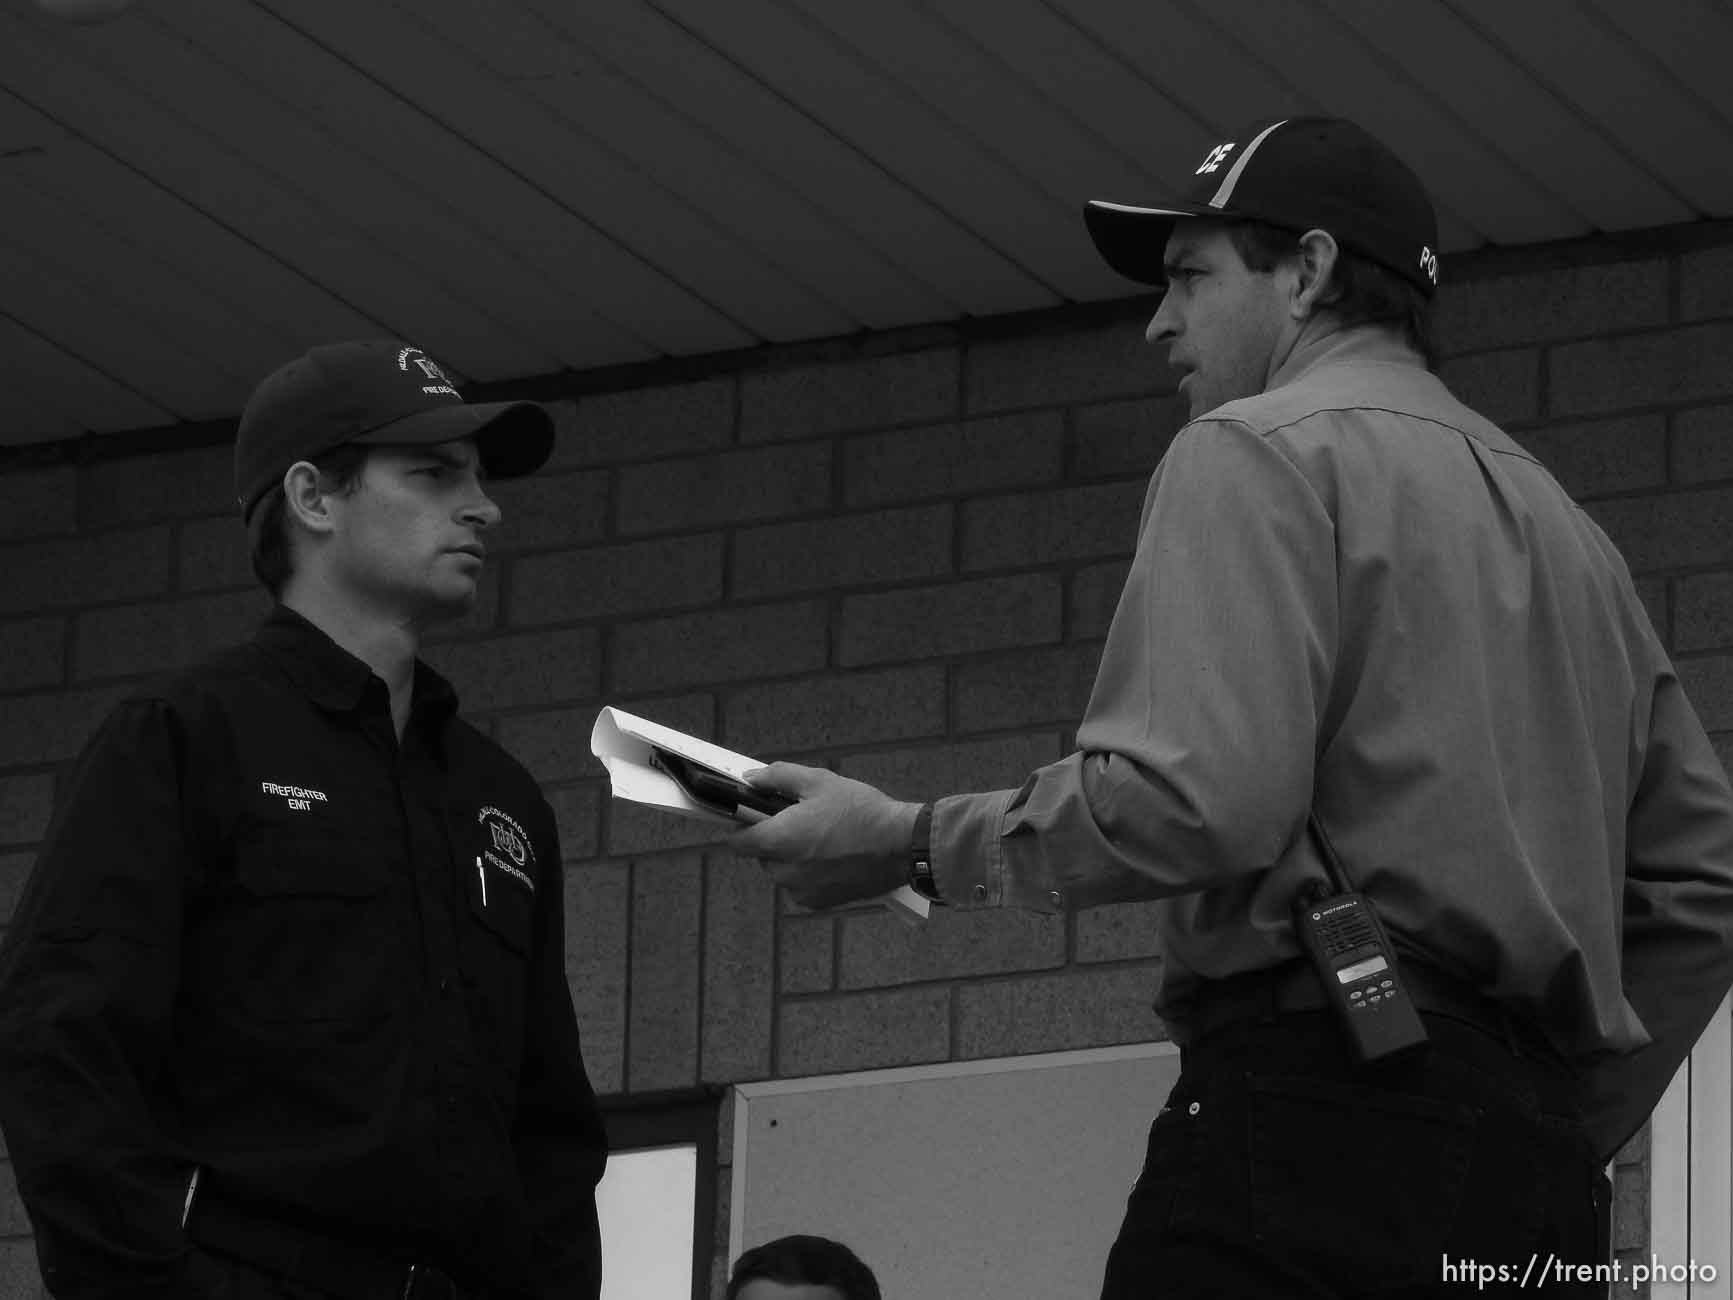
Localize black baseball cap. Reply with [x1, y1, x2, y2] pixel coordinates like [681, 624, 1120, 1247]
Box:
[1084, 117, 1440, 296]
[234, 339, 556, 521]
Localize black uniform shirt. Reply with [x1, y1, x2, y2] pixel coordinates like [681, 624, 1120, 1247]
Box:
[0, 606, 606, 1300]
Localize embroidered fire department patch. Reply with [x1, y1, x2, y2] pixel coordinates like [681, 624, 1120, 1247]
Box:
[477, 805, 536, 891]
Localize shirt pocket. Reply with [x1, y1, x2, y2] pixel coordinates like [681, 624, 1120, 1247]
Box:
[218, 834, 398, 1027]
[466, 854, 534, 958]
[460, 854, 535, 1083]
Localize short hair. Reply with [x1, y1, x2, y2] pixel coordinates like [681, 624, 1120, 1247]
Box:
[1223, 219, 1438, 370]
[248, 443, 372, 598]
[725, 1234, 881, 1300]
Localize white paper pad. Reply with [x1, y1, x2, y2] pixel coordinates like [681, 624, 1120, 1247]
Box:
[590, 707, 930, 922]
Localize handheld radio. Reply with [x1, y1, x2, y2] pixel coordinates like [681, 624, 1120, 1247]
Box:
[1293, 815, 1428, 1065]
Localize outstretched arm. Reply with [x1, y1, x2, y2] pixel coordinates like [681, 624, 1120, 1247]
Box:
[733, 420, 1336, 916]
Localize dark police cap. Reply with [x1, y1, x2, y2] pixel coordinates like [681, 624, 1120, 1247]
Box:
[1084, 116, 1441, 297]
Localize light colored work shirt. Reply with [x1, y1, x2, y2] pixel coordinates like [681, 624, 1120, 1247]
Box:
[932, 324, 1733, 1156]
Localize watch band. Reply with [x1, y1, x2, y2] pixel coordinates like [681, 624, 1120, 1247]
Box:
[908, 803, 943, 903]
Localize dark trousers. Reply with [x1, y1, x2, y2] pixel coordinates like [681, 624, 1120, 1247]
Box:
[1099, 1012, 1611, 1299]
[192, 1247, 465, 1300]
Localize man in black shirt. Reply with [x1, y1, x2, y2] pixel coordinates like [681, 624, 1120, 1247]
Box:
[0, 341, 607, 1300]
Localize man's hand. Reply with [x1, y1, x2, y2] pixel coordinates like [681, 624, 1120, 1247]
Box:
[728, 763, 922, 910]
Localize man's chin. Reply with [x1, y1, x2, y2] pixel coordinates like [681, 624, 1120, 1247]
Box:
[417, 582, 480, 625]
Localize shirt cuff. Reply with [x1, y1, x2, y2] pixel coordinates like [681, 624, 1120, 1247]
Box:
[931, 788, 1015, 908]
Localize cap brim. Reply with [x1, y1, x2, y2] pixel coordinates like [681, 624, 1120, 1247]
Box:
[1084, 199, 1214, 286]
[353, 400, 555, 479]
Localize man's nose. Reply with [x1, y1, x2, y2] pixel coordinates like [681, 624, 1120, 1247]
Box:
[1145, 291, 1179, 345]
[463, 486, 502, 530]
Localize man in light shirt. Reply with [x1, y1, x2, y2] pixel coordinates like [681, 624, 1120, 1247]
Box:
[732, 118, 1733, 1296]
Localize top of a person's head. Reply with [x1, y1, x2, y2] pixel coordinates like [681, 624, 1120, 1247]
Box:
[1082, 115, 1440, 302]
[232, 339, 554, 528]
[725, 1234, 881, 1300]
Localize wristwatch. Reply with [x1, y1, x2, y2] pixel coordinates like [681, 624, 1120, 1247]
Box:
[908, 803, 943, 904]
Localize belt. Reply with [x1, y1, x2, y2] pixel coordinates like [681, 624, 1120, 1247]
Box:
[1164, 958, 1562, 1065]
[185, 1183, 460, 1300]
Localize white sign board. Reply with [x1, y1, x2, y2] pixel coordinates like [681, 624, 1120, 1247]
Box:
[730, 1043, 1181, 1300]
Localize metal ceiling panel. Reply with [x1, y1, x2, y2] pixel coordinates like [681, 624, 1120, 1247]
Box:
[924, 0, 1227, 202]
[0, 344, 81, 444]
[0, 84, 64, 154]
[400, 0, 953, 334]
[0, 0, 1728, 447]
[1186, 0, 1583, 248]
[0, 237, 239, 419]
[262, 0, 846, 347]
[0, 89, 276, 421]
[130, 0, 655, 371]
[786, 0, 1154, 301]
[60, 13, 574, 377]
[360, 12, 866, 351]
[1590, 0, 1733, 132]
[0, 7, 538, 384]
[1452, 0, 1733, 215]
[796, 0, 1161, 198]
[533, 0, 1051, 317]
[13, 140, 378, 353]
[0, 313, 173, 439]
[1315, 0, 1688, 234]
[2, 166, 294, 387]
[644, 0, 1080, 302]
[1044, 0, 1331, 164]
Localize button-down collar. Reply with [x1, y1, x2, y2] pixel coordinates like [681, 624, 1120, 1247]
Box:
[253, 605, 459, 728]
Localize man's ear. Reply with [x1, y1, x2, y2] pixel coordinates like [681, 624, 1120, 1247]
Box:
[1290, 229, 1340, 320]
[282, 461, 337, 537]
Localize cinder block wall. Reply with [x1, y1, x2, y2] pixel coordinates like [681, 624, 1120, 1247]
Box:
[3, 224, 1732, 1298]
